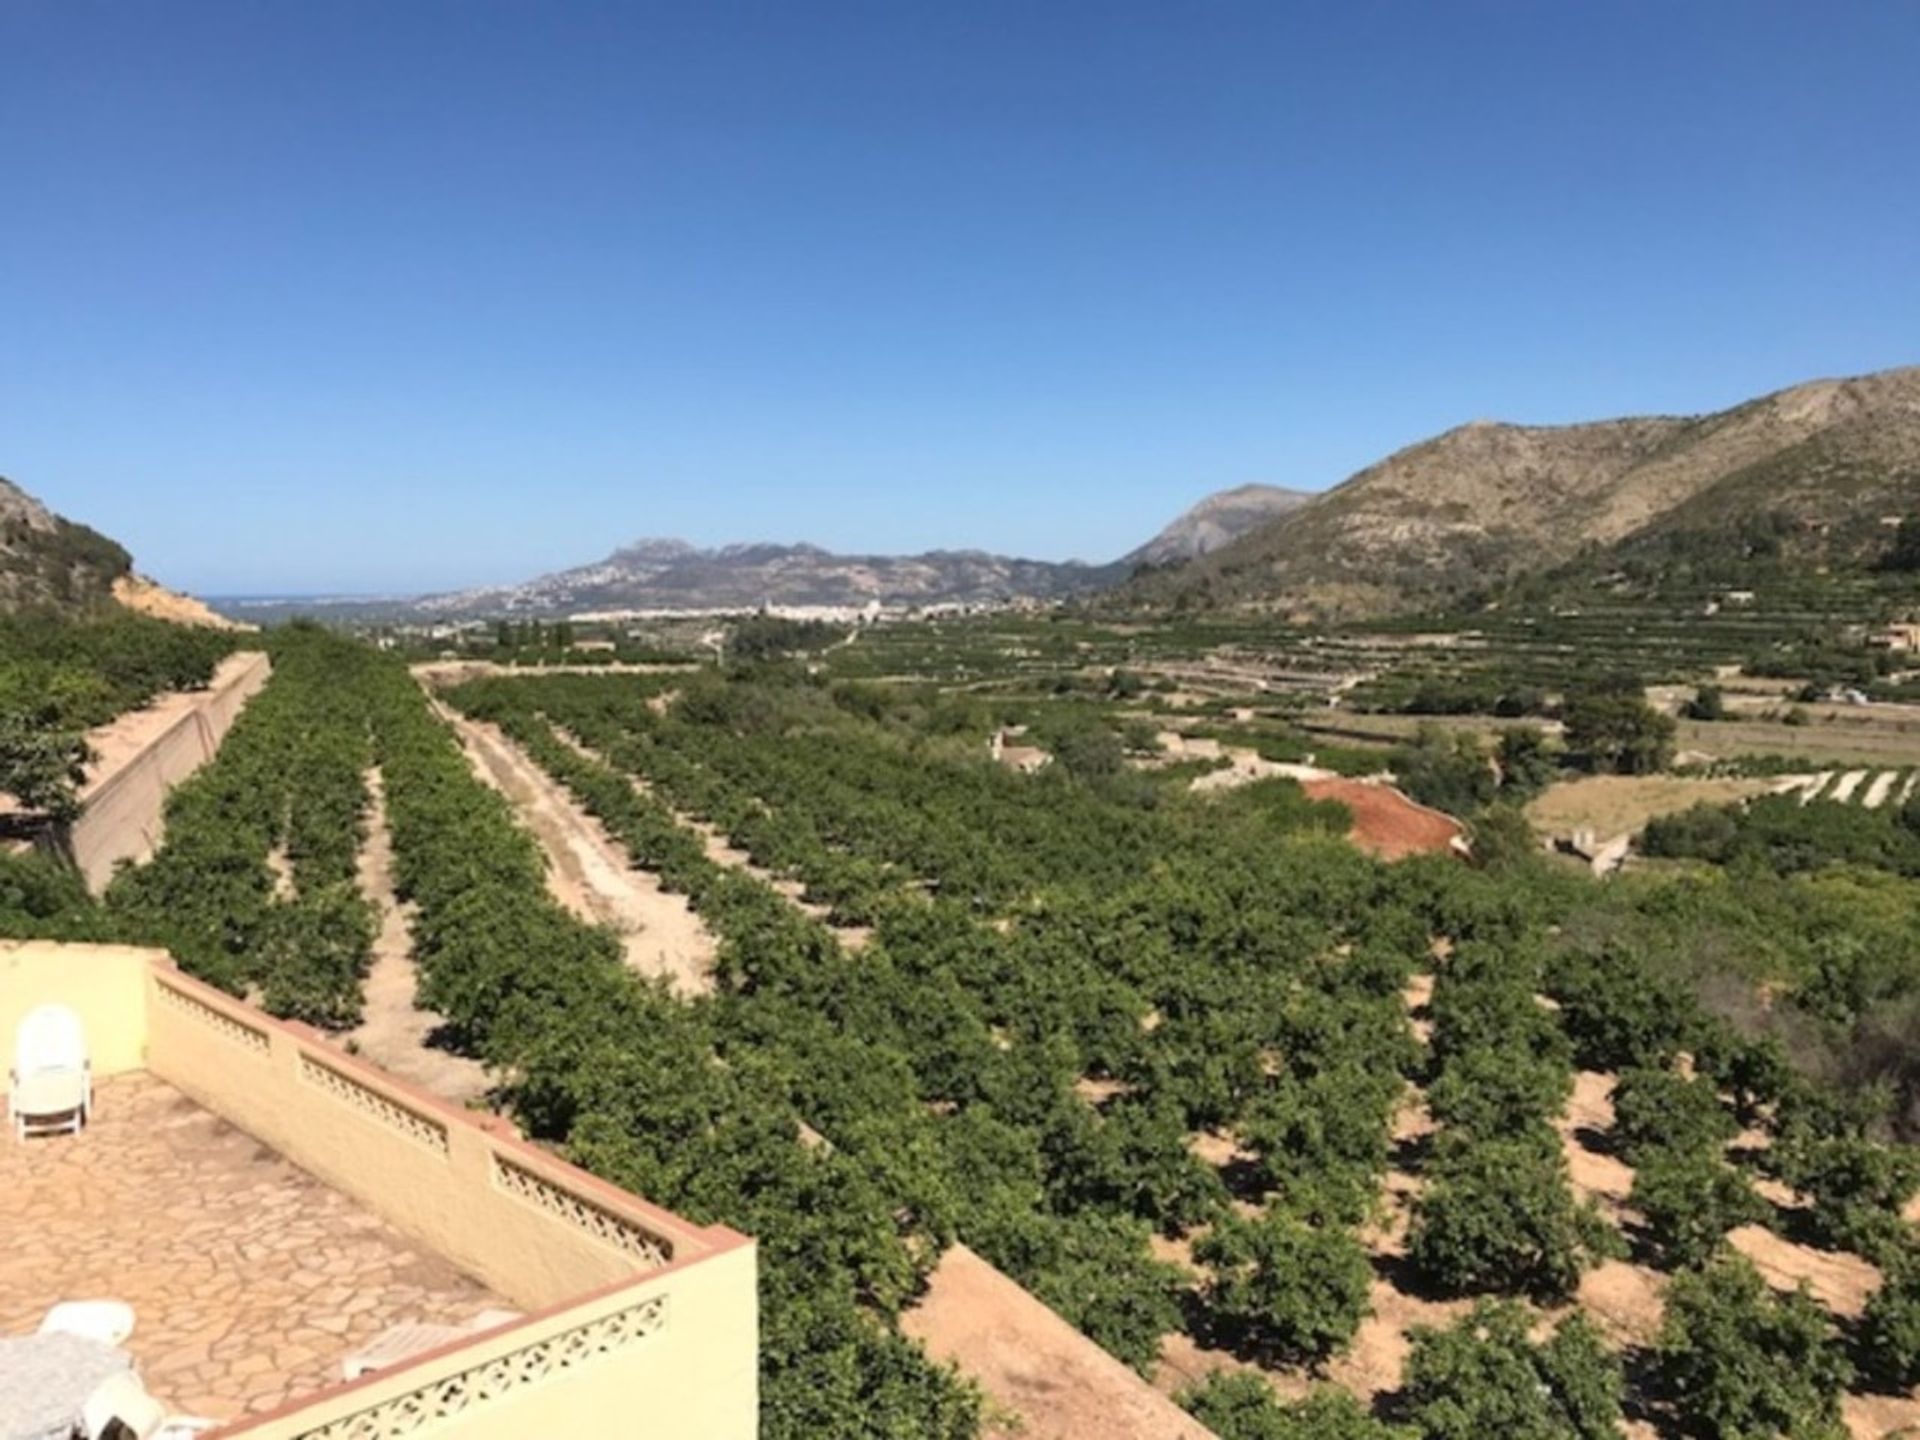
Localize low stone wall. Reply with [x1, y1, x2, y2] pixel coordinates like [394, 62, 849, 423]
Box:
[57, 651, 271, 892]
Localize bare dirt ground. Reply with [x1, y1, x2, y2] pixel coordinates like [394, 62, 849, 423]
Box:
[1186, 747, 1332, 792]
[433, 702, 717, 996]
[1727, 1225, 1883, 1321]
[265, 844, 295, 901]
[903, 1244, 1213, 1440]
[1300, 778, 1464, 860]
[112, 572, 252, 629]
[1527, 775, 1778, 841]
[552, 727, 875, 953]
[340, 768, 491, 1107]
[1559, 1071, 1638, 1210]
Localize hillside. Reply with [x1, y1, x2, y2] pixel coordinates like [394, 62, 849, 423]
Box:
[1129, 365, 1920, 618]
[0, 476, 242, 627]
[0, 475, 134, 612]
[1123, 483, 1315, 567]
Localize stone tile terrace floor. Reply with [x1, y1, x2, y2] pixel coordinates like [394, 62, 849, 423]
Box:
[0, 1072, 507, 1424]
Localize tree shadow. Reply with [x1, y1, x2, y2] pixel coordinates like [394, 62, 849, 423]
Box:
[1574, 1122, 1621, 1157]
[1217, 1153, 1271, 1204]
[1390, 1129, 1435, 1175]
[1619, 1344, 1678, 1434]
[1367, 1247, 1455, 1305]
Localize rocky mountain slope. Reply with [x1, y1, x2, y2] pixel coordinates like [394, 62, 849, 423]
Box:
[408, 538, 1127, 617]
[0, 476, 239, 625]
[0, 475, 135, 612]
[1128, 365, 1920, 618]
[1123, 483, 1314, 567]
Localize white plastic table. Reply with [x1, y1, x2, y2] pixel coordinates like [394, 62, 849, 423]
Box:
[0, 1332, 132, 1440]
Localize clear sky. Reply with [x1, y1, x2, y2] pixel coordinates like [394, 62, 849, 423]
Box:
[4, 3, 1917, 594]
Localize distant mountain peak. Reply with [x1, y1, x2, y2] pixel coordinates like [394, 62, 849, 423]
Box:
[1125, 483, 1316, 567]
[607, 537, 699, 563]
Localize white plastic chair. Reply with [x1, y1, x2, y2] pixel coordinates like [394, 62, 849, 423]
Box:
[340, 1321, 471, 1380]
[40, 1299, 136, 1346]
[9, 1002, 92, 1139]
[339, 1308, 525, 1380]
[80, 1371, 217, 1440]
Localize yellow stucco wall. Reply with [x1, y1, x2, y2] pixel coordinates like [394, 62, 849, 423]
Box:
[224, 1242, 759, 1440]
[143, 966, 714, 1312]
[0, 941, 151, 1077]
[5, 944, 759, 1440]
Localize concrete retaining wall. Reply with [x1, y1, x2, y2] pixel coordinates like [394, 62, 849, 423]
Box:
[54, 651, 272, 892]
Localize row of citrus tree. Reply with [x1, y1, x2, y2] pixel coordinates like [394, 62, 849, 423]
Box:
[449, 665, 1920, 1440]
[107, 626, 374, 1025]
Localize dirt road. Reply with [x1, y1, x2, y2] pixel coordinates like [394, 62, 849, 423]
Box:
[342, 768, 491, 1106]
[434, 702, 717, 996]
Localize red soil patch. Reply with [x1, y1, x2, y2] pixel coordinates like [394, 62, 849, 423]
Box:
[1300, 779, 1465, 861]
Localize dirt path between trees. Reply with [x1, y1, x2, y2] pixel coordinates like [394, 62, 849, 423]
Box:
[431, 702, 717, 996]
[549, 728, 873, 953]
[340, 768, 491, 1106]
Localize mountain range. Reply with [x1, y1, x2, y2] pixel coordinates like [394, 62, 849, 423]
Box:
[11, 362, 1920, 625]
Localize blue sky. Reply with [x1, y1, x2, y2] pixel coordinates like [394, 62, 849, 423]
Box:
[4, 3, 1917, 594]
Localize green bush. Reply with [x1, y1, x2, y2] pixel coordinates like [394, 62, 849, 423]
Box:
[1860, 1245, 1920, 1390]
[1610, 1067, 1737, 1164]
[1180, 1373, 1409, 1440]
[1428, 1043, 1574, 1138]
[1194, 1207, 1373, 1363]
[1408, 1130, 1618, 1300]
[1563, 678, 1675, 775]
[1655, 1254, 1851, 1440]
[1628, 1144, 1763, 1269]
[1402, 1300, 1623, 1440]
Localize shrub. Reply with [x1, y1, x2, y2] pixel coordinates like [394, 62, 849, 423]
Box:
[1655, 1254, 1851, 1440]
[1685, 685, 1727, 722]
[1495, 725, 1558, 797]
[1550, 945, 1696, 1072]
[1610, 1067, 1737, 1164]
[1629, 1144, 1764, 1269]
[1394, 725, 1496, 817]
[1769, 1131, 1920, 1258]
[1427, 1044, 1574, 1138]
[1467, 804, 1540, 872]
[1408, 1130, 1619, 1300]
[1860, 1245, 1920, 1390]
[1241, 1067, 1397, 1223]
[1194, 1207, 1373, 1363]
[1402, 1300, 1624, 1440]
[1180, 1373, 1409, 1440]
[1563, 678, 1675, 775]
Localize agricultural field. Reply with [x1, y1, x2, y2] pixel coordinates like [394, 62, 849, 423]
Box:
[10, 621, 1920, 1440]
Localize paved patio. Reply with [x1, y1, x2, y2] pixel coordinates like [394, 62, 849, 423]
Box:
[0, 1072, 507, 1423]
